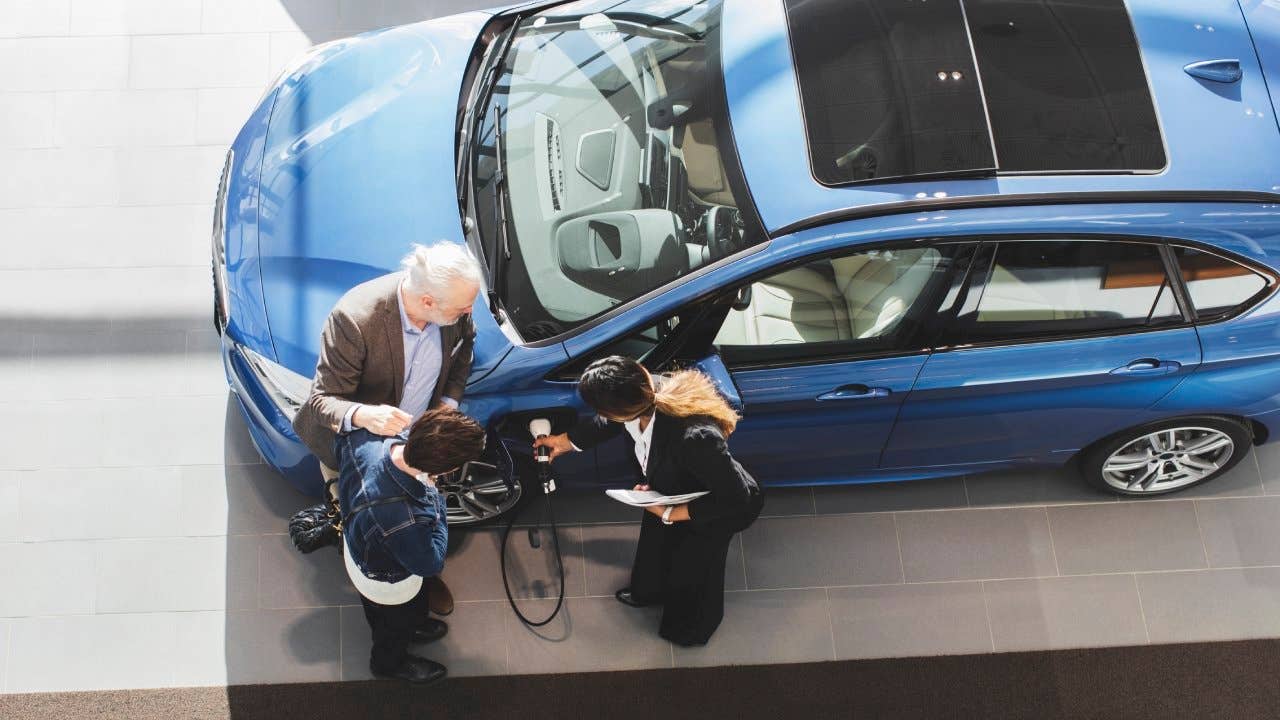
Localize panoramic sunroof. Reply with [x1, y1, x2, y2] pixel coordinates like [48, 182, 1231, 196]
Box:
[783, 0, 1166, 186]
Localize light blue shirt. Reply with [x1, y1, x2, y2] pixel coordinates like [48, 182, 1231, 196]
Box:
[342, 277, 457, 432]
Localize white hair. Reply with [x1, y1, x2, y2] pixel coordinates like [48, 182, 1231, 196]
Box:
[400, 241, 484, 297]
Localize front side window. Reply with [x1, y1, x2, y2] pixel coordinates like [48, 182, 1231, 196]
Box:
[784, 0, 1164, 185]
[471, 0, 765, 342]
[1173, 246, 1271, 320]
[959, 240, 1182, 343]
[714, 243, 975, 364]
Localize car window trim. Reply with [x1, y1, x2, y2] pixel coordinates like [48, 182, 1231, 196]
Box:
[770, 191, 1280, 239]
[1157, 243, 1196, 323]
[1166, 242, 1280, 324]
[723, 346, 931, 373]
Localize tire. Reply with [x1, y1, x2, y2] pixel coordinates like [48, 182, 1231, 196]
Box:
[1080, 416, 1253, 496]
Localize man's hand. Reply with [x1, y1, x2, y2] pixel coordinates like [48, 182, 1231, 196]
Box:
[532, 433, 576, 461]
[354, 404, 412, 436]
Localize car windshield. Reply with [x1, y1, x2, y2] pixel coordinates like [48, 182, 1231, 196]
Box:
[470, 0, 765, 342]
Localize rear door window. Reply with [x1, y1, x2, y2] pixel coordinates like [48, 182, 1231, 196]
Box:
[955, 240, 1183, 344]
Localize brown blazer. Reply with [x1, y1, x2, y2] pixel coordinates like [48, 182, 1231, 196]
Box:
[292, 272, 476, 469]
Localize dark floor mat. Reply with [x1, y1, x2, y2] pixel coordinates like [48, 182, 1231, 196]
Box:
[4, 639, 1276, 720]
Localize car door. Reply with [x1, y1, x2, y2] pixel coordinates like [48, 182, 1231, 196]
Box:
[881, 237, 1202, 471]
[709, 241, 978, 484]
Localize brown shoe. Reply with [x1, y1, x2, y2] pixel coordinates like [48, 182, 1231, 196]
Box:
[425, 575, 454, 616]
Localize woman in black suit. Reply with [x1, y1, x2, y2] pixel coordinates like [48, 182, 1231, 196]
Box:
[535, 356, 763, 646]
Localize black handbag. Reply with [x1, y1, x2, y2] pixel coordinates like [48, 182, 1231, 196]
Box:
[288, 477, 342, 554]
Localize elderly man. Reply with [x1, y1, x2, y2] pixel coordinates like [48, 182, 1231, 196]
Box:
[294, 240, 483, 617]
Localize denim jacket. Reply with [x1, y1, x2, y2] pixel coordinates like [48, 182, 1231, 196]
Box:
[335, 429, 449, 584]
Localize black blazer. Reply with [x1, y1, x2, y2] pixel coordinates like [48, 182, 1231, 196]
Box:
[569, 412, 761, 531]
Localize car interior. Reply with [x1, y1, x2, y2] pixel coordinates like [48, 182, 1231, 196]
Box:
[714, 248, 942, 345]
[488, 3, 758, 341]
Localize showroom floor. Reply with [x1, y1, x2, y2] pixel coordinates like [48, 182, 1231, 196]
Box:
[5, 0, 1280, 698]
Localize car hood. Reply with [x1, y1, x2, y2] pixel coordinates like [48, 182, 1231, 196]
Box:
[256, 11, 512, 380]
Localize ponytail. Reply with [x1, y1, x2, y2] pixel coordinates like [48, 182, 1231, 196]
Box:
[653, 369, 739, 436]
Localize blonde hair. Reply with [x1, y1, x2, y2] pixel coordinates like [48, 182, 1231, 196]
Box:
[653, 369, 739, 437]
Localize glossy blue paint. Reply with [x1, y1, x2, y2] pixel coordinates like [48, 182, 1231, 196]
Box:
[255, 12, 498, 378]
[721, 0, 1280, 236]
[881, 328, 1203, 468]
[728, 354, 929, 481]
[1184, 58, 1244, 83]
[224, 88, 277, 358]
[692, 353, 743, 413]
[1239, 0, 1280, 133]
[217, 0, 1280, 501]
[221, 337, 319, 491]
[1153, 284, 1280, 424]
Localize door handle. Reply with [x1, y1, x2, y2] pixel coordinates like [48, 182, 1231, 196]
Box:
[817, 384, 891, 401]
[1184, 59, 1242, 84]
[1109, 359, 1181, 376]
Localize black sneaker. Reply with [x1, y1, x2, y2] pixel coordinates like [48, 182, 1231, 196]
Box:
[370, 656, 447, 685]
[413, 618, 449, 644]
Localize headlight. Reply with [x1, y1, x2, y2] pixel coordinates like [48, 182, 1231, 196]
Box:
[212, 149, 234, 332]
[240, 344, 313, 422]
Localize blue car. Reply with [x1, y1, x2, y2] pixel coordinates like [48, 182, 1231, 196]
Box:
[215, 0, 1280, 524]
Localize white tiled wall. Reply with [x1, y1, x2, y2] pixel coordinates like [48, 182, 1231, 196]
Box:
[0, 0, 382, 694]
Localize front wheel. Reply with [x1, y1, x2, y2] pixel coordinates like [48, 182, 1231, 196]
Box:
[437, 459, 529, 526]
[1080, 417, 1252, 496]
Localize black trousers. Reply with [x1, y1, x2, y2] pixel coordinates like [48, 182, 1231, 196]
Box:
[629, 494, 763, 646]
[360, 578, 432, 673]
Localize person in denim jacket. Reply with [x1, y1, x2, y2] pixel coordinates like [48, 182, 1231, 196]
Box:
[337, 406, 484, 684]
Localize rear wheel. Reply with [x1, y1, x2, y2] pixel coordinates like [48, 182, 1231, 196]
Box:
[1081, 417, 1252, 496]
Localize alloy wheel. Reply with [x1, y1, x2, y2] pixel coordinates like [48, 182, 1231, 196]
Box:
[437, 468, 523, 525]
[1100, 426, 1235, 494]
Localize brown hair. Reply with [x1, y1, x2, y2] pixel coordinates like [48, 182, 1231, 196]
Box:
[402, 406, 485, 474]
[577, 356, 738, 436]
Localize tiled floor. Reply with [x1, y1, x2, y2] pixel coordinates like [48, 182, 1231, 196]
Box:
[5, 0, 1280, 697]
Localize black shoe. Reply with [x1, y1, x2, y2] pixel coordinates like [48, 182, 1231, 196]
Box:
[370, 656, 447, 685]
[615, 587, 658, 608]
[413, 618, 449, 644]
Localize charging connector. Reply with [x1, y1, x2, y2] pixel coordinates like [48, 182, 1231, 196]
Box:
[529, 418, 556, 494]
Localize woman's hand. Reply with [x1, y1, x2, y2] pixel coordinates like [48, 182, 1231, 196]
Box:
[645, 503, 690, 522]
[532, 433, 576, 462]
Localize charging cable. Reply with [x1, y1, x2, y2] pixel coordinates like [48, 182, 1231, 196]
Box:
[500, 418, 566, 627]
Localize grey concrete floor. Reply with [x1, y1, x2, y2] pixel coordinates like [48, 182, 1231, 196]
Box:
[5, 0, 1280, 697]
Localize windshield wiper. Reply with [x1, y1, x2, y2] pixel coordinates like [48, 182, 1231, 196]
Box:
[489, 103, 513, 298]
[457, 22, 518, 321]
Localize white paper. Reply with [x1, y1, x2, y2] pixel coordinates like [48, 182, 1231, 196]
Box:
[604, 489, 710, 507]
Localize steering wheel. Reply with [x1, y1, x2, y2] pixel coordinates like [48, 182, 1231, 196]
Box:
[702, 205, 743, 260]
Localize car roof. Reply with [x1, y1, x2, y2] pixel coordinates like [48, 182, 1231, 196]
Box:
[721, 0, 1280, 238]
